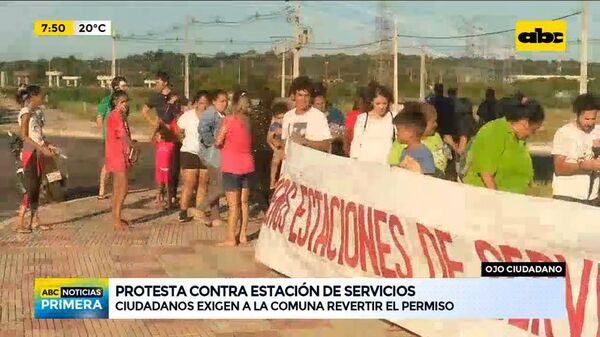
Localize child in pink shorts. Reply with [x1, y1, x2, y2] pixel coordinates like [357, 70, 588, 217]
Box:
[154, 126, 175, 209]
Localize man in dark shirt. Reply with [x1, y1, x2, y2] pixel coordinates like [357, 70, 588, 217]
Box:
[142, 71, 176, 126]
[141, 71, 183, 204]
[477, 88, 499, 128]
[430, 83, 464, 181]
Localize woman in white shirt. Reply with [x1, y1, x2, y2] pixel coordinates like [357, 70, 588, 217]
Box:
[350, 83, 396, 164]
[15, 85, 55, 233]
[175, 90, 210, 222]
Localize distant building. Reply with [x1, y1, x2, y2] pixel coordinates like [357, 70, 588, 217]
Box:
[505, 74, 594, 83]
[13, 71, 31, 86]
[454, 66, 496, 83]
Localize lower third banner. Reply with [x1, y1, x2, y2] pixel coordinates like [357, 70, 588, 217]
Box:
[33, 277, 564, 320]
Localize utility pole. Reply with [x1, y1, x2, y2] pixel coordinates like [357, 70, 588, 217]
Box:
[291, 1, 305, 79]
[419, 47, 426, 100]
[324, 60, 329, 82]
[580, 0, 589, 94]
[184, 16, 191, 100]
[392, 19, 398, 112]
[238, 56, 241, 85]
[281, 50, 286, 97]
[111, 29, 116, 77]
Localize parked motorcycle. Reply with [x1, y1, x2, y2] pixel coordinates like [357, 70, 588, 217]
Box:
[40, 147, 68, 203]
[7, 131, 68, 202]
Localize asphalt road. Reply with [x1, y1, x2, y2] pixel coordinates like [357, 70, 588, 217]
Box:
[0, 135, 156, 221]
[0, 134, 554, 222]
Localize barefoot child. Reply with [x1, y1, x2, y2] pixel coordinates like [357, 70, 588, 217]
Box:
[153, 125, 175, 209]
[267, 102, 287, 190]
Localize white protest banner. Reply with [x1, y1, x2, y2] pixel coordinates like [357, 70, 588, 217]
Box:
[256, 142, 600, 337]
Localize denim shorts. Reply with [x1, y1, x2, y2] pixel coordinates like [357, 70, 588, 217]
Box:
[222, 172, 251, 192]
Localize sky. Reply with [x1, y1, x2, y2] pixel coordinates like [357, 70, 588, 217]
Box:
[0, 1, 597, 62]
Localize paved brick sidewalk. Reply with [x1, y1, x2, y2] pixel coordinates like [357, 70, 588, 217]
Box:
[0, 190, 417, 337]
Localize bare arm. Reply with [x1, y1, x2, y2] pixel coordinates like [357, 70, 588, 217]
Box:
[266, 131, 279, 151]
[304, 139, 332, 152]
[457, 135, 468, 155]
[443, 134, 458, 152]
[175, 125, 186, 142]
[141, 104, 160, 128]
[479, 172, 497, 190]
[214, 122, 227, 148]
[554, 155, 600, 176]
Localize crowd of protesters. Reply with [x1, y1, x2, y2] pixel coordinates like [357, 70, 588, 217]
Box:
[10, 70, 600, 236]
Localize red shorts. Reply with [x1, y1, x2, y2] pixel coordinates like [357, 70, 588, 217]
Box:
[21, 150, 43, 208]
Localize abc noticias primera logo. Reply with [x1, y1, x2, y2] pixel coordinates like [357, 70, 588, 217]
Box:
[515, 20, 566, 52]
[34, 278, 109, 319]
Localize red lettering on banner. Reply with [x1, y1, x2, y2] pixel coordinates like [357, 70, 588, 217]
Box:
[434, 229, 464, 277]
[307, 191, 322, 253]
[500, 245, 523, 262]
[341, 202, 359, 269]
[288, 185, 308, 244]
[337, 200, 346, 266]
[276, 182, 297, 233]
[373, 210, 395, 278]
[326, 197, 341, 262]
[558, 256, 592, 337]
[313, 193, 330, 257]
[296, 187, 312, 248]
[388, 215, 412, 278]
[268, 179, 291, 231]
[526, 250, 553, 263]
[474, 240, 503, 262]
[358, 206, 380, 276]
[417, 223, 447, 277]
[529, 319, 554, 337]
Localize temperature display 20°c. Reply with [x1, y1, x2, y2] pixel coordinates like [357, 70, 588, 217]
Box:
[33, 20, 111, 36]
[74, 21, 112, 36]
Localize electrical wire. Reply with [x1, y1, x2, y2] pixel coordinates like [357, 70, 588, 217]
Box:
[396, 11, 581, 40]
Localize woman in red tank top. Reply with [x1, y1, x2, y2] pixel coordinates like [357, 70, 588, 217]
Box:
[214, 93, 255, 247]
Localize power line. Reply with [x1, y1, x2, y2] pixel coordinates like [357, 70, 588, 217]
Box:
[190, 8, 289, 26]
[306, 38, 393, 51]
[121, 8, 289, 39]
[117, 37, 281, 45]
[396, 11, 581, 40]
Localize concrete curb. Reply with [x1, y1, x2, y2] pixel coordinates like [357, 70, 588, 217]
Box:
[0, 188, 152, 228]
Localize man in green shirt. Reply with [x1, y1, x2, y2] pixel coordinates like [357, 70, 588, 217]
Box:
[97, 76, 128, 199]
[463, 97, 545, 195]
[388, 102, 448, 178]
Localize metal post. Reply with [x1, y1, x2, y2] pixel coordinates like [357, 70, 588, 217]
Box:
[419, 47, 426, 100]
[281, 50, 286, 97]
[393, 19, 398, 112]
[579, 0, 588, 94]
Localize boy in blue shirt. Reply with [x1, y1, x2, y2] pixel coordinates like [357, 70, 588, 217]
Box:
[392, 105, 436, 176]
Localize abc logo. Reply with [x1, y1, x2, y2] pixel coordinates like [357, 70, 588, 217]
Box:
[518, 28, 564, 44]
[515, 20, 566, 52]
